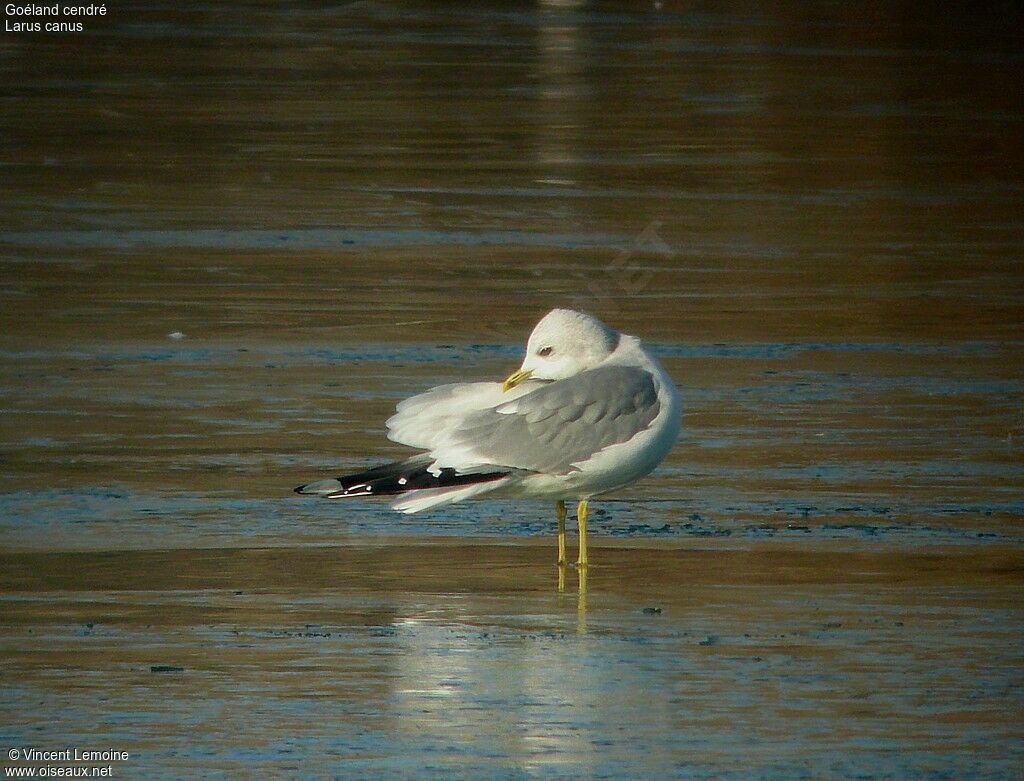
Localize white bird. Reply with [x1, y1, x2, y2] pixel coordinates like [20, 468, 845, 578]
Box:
[295, 309, 682, 566]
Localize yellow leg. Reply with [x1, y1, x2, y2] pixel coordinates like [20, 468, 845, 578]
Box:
[555, 500, 567, 565]
[577, 499, 589, 568]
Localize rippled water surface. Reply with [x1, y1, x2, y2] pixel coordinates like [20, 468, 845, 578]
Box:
[1, 2, 1023, 779]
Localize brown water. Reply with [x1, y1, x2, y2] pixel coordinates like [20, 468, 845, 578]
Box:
[1, 2, 1023, 779]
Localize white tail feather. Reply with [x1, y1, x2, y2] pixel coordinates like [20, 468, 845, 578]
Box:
[391, 479, 507, 514]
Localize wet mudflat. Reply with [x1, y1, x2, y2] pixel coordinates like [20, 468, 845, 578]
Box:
[2, 542, 1022, 780]
[2, 1, 1023, 779]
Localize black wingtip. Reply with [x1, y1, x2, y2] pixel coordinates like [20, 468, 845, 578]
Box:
[294, 461, 509, 500]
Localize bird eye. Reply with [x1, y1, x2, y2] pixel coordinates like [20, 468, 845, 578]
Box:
[538, 346, 553, 357]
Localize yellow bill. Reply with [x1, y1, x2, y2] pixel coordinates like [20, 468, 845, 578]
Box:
[502, 368, 534, 392]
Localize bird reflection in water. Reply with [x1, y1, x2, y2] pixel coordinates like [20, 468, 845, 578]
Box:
[556, 550, 588, 635]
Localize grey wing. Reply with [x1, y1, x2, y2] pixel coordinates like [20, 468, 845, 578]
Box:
[431, 365, 661, 474]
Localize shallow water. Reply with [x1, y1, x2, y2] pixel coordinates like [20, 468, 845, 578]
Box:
[2, 2, 1023, 779]
[2, 543, 1022, 779]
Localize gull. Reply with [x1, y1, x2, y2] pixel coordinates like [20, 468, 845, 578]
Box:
[295, 309, 682, 567]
